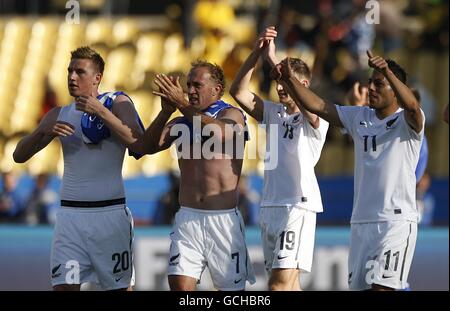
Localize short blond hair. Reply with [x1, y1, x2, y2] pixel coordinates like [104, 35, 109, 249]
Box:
[71, 46, 105, 74]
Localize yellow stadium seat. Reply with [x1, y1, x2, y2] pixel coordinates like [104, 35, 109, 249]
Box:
[128, 91, 154, 126]
[194, 0, 235, 32]
[32, 18, 59, 40]
[4, 18, 30, 45]
[79, 0, 105, 10]
[58, 22, 85, 44]
[0, 114, 10, 134]
[203, 33, 235, 66]
[9, 115, 38, 135]
[101, 46, 136, 91]
[86, 17, 113, 46]
[0, 138, 5, 164]
[134, 32, 165, 72]
[162, 32, 189, 72]
[0, 137, 28, 173]
[226, 17, 256, 45]
[0, 20, 4, 44]
[113, 18, 139, 45]
[189, 35, 206, 60]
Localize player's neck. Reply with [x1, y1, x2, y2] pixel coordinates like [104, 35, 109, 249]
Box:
[375, 102, 399, 120]
[284, 101, 300, 115]
[91, 89, 100, 97]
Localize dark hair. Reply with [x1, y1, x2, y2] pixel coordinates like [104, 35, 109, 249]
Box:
[289, 58, 311, 81]
[386, 59, 407, 84]
[71, 46, 105, 74]
[191, 60, 225, 97]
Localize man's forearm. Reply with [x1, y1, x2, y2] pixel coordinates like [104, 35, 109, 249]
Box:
[284, 76, 327, 114]
[13, 131, 51, 163]
[141, 110, 173, 154]
[385, 70, 419, 112]
[98, 108, 143, 153]
[265, 51, 278, 69]
[97, 107, 140, 147]
[230, 50, 260, 95]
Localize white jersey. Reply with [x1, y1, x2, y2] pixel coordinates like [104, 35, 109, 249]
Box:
[259, 101, 328, 212]
[336, 105, 425, 223]
[57, 103, 126, 201]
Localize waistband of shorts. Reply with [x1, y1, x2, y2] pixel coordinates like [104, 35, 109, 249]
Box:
[60, 205, 127, 213]
[61, 197, 126, 208]
[180, 206, 237, 214]
[261, 205, 306, 209]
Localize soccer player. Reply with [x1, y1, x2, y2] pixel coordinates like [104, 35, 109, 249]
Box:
[137, 61, 255, 291]
[230, 26, 329, 290]
[276, 51, 424, 291]
[13, 46, 144, 291]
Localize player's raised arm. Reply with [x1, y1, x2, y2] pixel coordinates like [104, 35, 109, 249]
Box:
[13, 107, 74, 163]
[278, 57, 343, 128]
[367, 50, 423, 133]
[229, 27, 277, 122]
[139, 94, 179, 155]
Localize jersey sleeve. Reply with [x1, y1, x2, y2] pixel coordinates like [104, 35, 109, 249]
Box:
[303, 116, 329, 163]
[335, 105, 362, 137]
[303, 115, 329, 141]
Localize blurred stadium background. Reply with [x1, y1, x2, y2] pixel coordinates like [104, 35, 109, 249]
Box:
[0, 0, 448, 290]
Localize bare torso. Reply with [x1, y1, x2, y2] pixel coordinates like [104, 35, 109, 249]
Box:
[178, 156, 243, 210]
[165, 106, 247, 211]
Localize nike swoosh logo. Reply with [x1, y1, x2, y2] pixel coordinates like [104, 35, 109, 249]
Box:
[52, 264, 61, 274]
[170, 253, 180, 262]
[234, 279, 242, 284]
[115, 276, 123, 282]
[277, 255, 288, 260]
[382, 275, 394, 279]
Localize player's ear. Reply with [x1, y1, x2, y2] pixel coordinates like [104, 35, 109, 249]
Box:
[212, 85, 222, 97]
[94, 72, 102, 86]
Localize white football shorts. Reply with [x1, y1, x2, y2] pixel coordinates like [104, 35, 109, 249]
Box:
[167, 206, 256, 290]
[51, 204, 135, 290]
[260, 206, 317, 273]
[348, 220, 417, 290]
